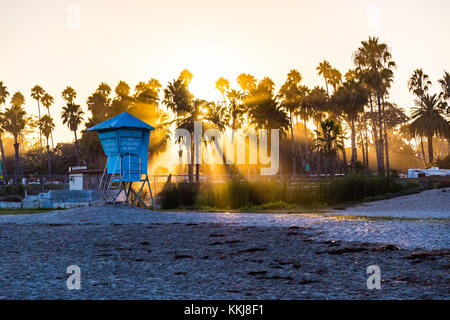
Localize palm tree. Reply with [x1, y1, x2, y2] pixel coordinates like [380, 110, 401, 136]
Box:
[236, 73, 257, 94]
[354, 37, 396, 175]
[0, 81, 9, 179]
[408, 69, 432, 99]
[279, 69, 305, 176]
[61, 103, 84, 165]
[408, 69, 432, 164]
[179, 69, 193, 87]
[31, 85, 45, 164]
[313, 119, 344, 177]
[215, 77, 230, 102]
[176, 98, 226, 182]
[61, 86, 77, 103]
[409, 93, 449, 163]
[38, 115, 55, 179]
[317, 60, 332, 95]
[332, 80, 370, 168]
[3, 92, 26, 182]
[41, 93, 54, 148]
[329, 68, 342, 93]
[438, 71, 450, 113]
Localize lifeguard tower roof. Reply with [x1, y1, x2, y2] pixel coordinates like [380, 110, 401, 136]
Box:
[87, 112, 155, 132]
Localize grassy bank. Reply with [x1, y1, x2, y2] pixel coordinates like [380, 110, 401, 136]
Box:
[156, 174, 423, 211]
[0, 208, 58, 215]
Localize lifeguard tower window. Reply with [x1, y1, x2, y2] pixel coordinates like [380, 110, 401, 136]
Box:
[87, 112, 155, 210]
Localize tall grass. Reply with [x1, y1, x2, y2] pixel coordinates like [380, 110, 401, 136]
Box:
[156, 174, 421, 210]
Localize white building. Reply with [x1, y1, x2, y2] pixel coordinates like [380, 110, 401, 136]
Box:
[407, 167, 450, 178]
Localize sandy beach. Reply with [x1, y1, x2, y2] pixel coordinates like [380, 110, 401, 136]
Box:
[0, 189, 448, 299]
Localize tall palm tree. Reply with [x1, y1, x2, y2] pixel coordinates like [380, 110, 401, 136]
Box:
[279, 69, 305, 175]
[236, 73, 257, 94]
[3, 92, 26, 182]
[332, 80, 370, 168]
[61, 103, 84, 165]
[0, 81, 9, 179]
[41, 93, 55, 148]
[438, 71, 450, 114]
[215, 77, 230, 102]
[408, 69, 432, 99]
[354, 36, 396, 175]
[409, 93, 449, 163]
[38, 115, 55, 179]
[226, 89, 246, 144]
[317, 60, 332, 95]
[31, 85, 45, 164]
[329, 68, 342, 93]
[61, 86, 77, 104]
[408, 69, 432, 164]
[176, 98, 226, 182]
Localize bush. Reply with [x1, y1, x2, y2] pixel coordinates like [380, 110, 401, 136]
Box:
[156, 181, 198, 209]
[0, 184, 25, 197]
[320, 173, 416, 205]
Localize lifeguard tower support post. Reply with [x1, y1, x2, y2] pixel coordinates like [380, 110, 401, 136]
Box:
[87, 112, 156, 210]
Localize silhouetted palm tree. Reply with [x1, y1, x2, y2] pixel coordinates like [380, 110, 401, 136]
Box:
[313, 119, 344, 177]
[279, 69, 305, 175]
[236, 73, 257, 94]
[354, 36, 396, 174]
[332, 80, 369, 168]
[61, 103, 84, 165]
[409, 93, 449, 163]
[31, 85, 45, 164]
[41, 93, 54, 148]
[0, 81, 9, 179]
[38, 115, 55, 179]
[3, 92, 27, 182]
[215, 77, 230, 102]
[61, 86, 77, 103]
[317, 60, 332, 95]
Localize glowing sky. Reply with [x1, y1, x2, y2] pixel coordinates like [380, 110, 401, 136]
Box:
[1, 0, 449, 144]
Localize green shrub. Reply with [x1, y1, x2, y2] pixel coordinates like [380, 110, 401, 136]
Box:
[156, 181, 198, 209]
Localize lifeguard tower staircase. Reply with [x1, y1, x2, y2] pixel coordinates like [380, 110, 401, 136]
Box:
[87, 112, 156, 210]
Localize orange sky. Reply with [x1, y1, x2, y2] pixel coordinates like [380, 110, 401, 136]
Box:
[1, 0, 449, 144]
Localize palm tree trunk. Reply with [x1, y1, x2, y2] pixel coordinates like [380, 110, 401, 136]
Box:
[47, 142, 52, 180]
[37, 100, 43, 166]
[74, 130, 80, 165]
[420, 136, 427, 165]
[290, 111, 296, 177]
[382, 96, 390, 174]
[0, 134, 8, 180]
[376, 92, 385, 174]
[361, 131, 366, 168]
[188, 136, 194, 182]
[427, 134, 434, 163]
[48, 108, 55, 149]
[369, 95, 380, 172]
[342, 145, 347, 173]
[365, 128, 370, 172]
[350, 119, 357, 168]
[13, 136, 19, 183]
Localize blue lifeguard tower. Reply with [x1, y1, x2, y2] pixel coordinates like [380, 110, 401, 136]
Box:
[87, 112, 155, 210]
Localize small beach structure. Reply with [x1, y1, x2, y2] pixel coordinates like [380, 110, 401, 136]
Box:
[407, 167, 450, 178]
[87, 112, 156, 210]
